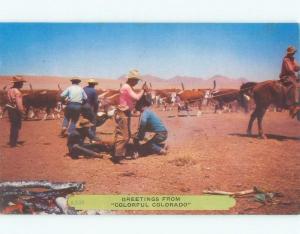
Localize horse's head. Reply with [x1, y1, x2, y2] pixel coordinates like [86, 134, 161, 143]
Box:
[135, 91, 153, 111]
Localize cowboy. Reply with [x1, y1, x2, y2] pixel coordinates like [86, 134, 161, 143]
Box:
[134, 93, 168, 156]
[113, 69, 146, 164]
[82, 79, 99, 139]
[60, 77, 87, 135]
[67, 117, 101, 159]
[279, 46, 300, 105]
[6, 76, 26, 147]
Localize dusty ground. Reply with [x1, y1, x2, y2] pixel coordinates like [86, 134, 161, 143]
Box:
[0, 108, 299, 214]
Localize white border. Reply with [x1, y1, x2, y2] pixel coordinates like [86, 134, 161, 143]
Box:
[0, 0, 299, 22]
[0, 0, 299, 234]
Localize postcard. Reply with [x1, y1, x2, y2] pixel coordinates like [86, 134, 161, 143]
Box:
[0, 23, 299, 215]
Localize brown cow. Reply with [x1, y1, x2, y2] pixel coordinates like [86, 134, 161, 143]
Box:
[0, 87, 8, 118]
[98, 89, 120, 111]
[23, 89, 62, 120]
[211, 89, 248, 113]
[176, 89, 209, 112]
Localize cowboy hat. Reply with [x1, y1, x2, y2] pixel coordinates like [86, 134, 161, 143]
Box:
[127, 69, 142, 81]
[11, 76, 27, 83]
[287, 46, 297, 54]
[70, 77, 81, 82]
[76, 117, 94, 129]
[87, 78, 98, 84]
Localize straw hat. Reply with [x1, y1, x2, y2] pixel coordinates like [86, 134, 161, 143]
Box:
[287, 46, 297, 54]
[76, 117, 94, 129]
[70, 77, 81, 82]
[11, 76, 27, 83]
[87, 78, 98, 85]
[127, 69, 142, 81]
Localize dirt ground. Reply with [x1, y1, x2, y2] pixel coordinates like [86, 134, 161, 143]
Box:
[0, 108, 299, 214]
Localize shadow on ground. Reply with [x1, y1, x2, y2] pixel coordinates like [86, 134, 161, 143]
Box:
[229, 133, 300, 141]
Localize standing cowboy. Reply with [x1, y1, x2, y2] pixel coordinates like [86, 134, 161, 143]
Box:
[61, 77, 87, 135]
[6, 76, 26, 147]
[112, 69, 146, 164]
[279, 46, 300, 105]
[82, 79, 99, 139]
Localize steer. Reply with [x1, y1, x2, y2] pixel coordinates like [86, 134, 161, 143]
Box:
[23, 89, 62, 120]
[98, 89, 120, 112]
[0, 87, 8, 118]
[176, 89, 209, 112]
[211, 89, 247, 113]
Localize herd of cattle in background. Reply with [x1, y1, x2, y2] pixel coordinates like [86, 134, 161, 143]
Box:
[0, 80, 256, 121]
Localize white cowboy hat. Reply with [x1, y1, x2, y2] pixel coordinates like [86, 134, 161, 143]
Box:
[127, 69, 142, 81]
[87, 79, 98, 85]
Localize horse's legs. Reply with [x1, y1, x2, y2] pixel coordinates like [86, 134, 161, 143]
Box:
[214, 103, 218, 113]
[257, 107, 267, 139]
[247, 108, 258, 135]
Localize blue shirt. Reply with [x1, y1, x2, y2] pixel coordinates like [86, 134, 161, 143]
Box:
[83, 86, 99, 112]
[61, 85, 87, 104]
[137, 107, 167, 140]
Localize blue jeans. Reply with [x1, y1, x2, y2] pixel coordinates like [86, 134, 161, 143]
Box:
[62, 102, 82, 134]
[144, 131, 168, 154]
[7, 107, 22, 147]
[81, 103, 97, 138]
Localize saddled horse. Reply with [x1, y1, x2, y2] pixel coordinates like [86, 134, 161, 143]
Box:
[240, 80, 298, 139]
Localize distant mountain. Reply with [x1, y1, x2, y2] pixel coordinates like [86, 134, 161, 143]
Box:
[167, 75, 247, 89]
[0, 74, 249, 90]
[168, 75, 203, 84]
[118, 74, 164, 83]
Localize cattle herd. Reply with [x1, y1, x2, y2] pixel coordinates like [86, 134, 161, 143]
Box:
[0, 79, 297, 140]
[0, 81, 253, 120]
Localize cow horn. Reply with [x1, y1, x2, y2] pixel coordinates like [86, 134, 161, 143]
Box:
[181, 82, 185, 91]
[58, 83, 62, 91]
[29, 83, 33, 91]
[213, 80, 216, 90]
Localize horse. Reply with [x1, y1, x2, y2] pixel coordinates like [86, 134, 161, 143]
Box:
[240, 80, 298, 139]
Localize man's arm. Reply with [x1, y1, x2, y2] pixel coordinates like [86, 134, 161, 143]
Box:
[60, 87, 69, 98]
[137, 112, 148, 140]
[283, 58, 297, 75]
[127, 85, 144, 100]
[82, 89, 88, 100]
[93, 91, 99, 112]
[15, 91, 24, 113]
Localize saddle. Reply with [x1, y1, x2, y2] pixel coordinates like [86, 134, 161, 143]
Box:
[277, 79, 297, 108]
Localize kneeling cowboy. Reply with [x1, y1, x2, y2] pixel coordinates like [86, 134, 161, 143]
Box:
[134, 93, 168, 156]
[6, 76, 26, 147]
[67, 117, 101, 159]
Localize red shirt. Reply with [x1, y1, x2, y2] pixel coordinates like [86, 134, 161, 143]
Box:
[279, 56, 300, 80]
[119, 83, 143, 111]
[7, 88, 24, 112]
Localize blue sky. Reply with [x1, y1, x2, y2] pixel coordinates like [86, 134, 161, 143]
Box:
[0, 23, 298, 81]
